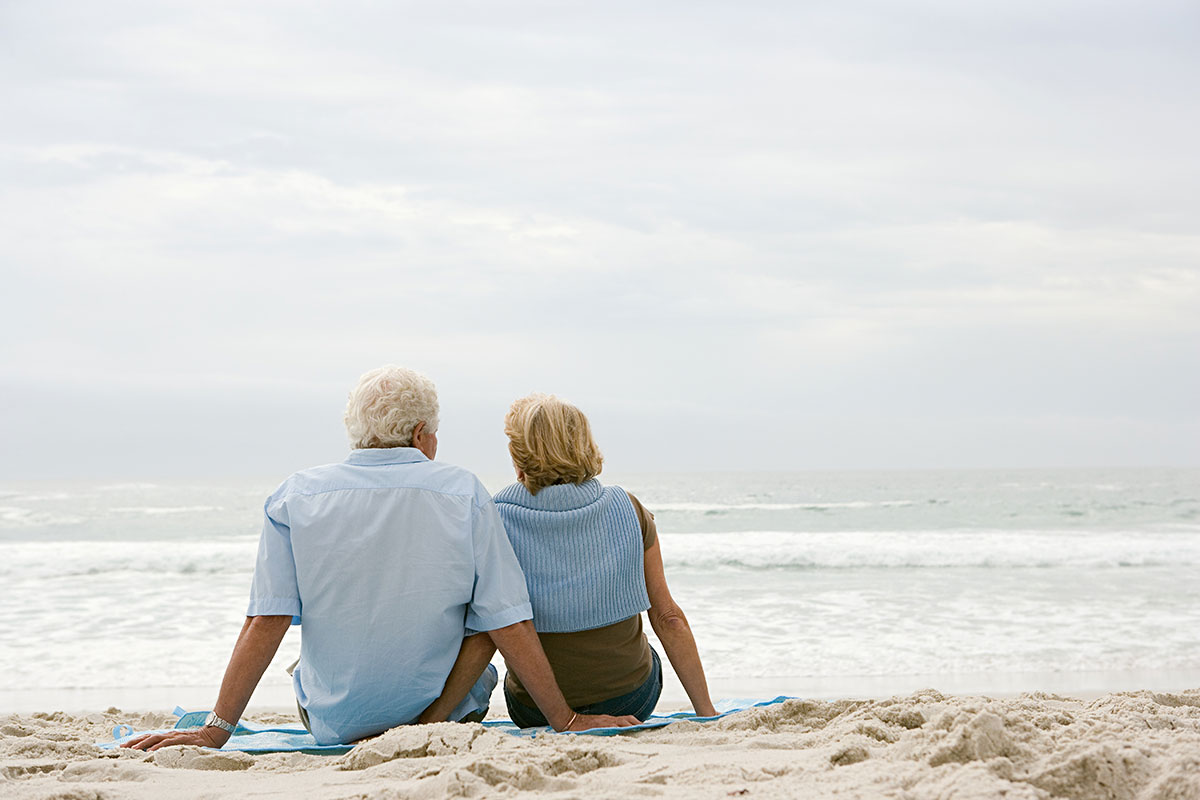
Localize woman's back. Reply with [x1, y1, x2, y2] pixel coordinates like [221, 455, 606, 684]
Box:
[494, 481, 658, 708]
[495, 391, 713, 725]
[493, 479, 649, 631]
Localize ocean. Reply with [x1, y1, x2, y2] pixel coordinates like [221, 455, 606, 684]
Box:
[2, 468, 1198, 713]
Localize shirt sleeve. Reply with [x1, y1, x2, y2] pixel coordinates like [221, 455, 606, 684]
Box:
[465, 498, 533, 635]
[246, 499, 302, 625]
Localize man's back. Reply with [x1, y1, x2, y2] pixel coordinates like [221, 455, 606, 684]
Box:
[247, 447, 531, 744]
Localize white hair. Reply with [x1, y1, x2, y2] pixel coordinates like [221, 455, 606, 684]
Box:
[344, 366, 440, 449]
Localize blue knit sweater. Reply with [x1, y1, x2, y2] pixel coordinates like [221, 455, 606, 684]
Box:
[492, 479, 650, 633]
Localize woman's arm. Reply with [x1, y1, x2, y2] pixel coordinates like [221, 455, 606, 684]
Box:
[417, 633, 496, 723]
[644, 540, 718, 717]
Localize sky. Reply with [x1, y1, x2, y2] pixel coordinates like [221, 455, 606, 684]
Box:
[2, 0, 1198, 480]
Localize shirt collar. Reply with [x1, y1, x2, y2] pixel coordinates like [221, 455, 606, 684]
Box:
[345, 447, 430, 466]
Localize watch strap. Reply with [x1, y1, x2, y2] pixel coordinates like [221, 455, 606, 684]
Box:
[204, 711, 237, 734]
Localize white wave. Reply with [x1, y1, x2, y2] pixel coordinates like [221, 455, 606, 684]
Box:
[652, 500, 916, 512]
[0, 506, 32, 523]
[4, 491, 75, 502]
[109, 505, 224, 515]
[0, 538, 260, 581]
[658, 529, 1200, 570]
[0, 506, 87, 527]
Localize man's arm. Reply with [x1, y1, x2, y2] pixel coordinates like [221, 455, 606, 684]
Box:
[417, 633, 497, 723]
[488, 620, 639, 731]
[123, 615, 292, 751]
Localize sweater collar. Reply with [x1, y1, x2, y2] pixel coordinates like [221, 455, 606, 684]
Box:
[494, 479, 603, 511]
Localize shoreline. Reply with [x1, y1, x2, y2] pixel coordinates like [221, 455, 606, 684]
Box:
[7, 667, 1200, 714]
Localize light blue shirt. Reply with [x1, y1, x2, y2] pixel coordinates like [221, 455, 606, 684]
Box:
[246, 448, 532, 744]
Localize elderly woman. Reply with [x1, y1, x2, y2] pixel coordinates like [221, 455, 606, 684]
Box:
[493, 393, 718, 727]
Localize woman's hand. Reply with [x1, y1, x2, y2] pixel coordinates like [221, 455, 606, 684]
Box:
[566, 713, 640, 731]
[644, 540, 718, 719]
[121, 725, 231, 752]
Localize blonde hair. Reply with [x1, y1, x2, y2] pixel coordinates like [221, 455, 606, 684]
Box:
[344, 366, 439, 449]
[505, 393, 603, 494]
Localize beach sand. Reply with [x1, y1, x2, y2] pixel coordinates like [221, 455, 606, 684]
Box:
[4, 689, 1200, 799]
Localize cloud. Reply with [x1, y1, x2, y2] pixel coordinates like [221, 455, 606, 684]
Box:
[1, 0, 1198, 476]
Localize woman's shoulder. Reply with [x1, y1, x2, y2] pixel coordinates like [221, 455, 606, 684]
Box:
[607, 488, 656, 549]
[492, 481, 532, 506]
[604, 485, 647, 512]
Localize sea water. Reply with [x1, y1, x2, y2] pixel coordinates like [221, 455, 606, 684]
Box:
[2, 468, 1198, 712]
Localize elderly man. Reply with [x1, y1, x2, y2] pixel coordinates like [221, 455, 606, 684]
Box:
[125, 366, 636, 750]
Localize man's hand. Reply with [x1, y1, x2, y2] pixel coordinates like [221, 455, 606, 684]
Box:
[120, 615, 291, 753]
[567, 713, 640, 731]
[122, 726, 230, 752]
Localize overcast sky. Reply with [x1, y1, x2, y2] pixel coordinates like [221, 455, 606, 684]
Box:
[2, 0, 1198, 480]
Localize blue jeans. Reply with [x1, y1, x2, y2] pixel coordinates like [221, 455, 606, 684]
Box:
[504, 647, 663, 728]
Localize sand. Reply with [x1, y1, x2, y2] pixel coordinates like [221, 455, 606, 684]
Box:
[4, 689, 1200, 799]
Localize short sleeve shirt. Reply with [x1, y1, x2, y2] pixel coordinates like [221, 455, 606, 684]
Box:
[247, 448, 532, 744]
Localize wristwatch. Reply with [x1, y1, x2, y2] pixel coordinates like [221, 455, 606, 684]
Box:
[204, 712, 237, 734]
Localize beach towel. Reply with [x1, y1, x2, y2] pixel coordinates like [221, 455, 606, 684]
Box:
[101, 696, 793, 754]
